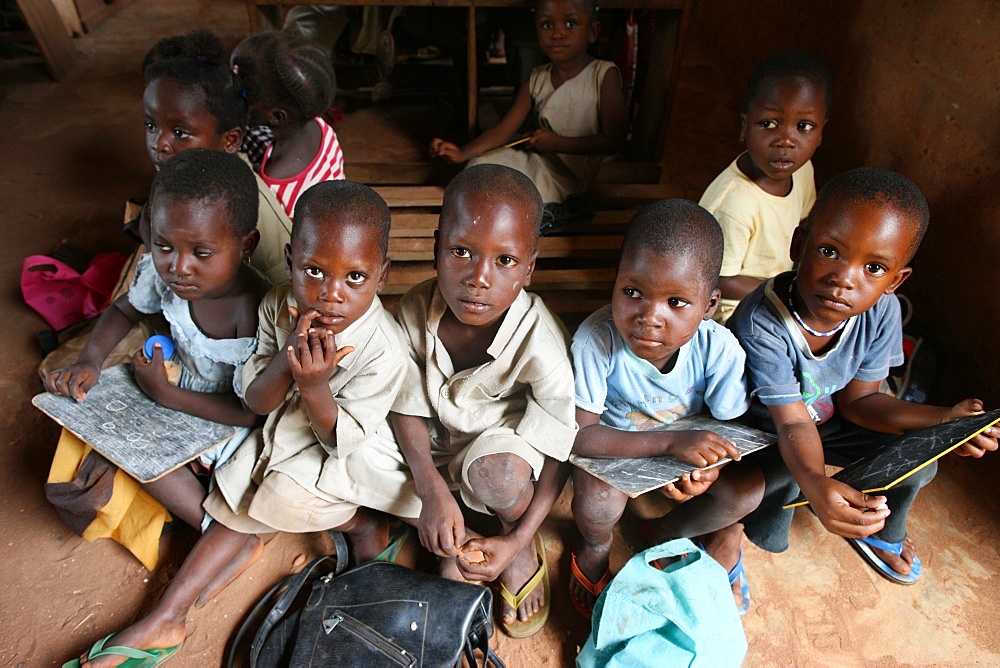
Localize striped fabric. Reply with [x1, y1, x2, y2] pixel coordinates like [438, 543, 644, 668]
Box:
[259, 116, 345, 219]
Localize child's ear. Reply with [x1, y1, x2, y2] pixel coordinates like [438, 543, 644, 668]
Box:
[376, 257, 391, 293]
[242, 228, 261, 261]
[789, 223, 807, 263]
[884, 266, 912, 295]
[739, 112, 748, 143]
[268, 107, 288, 128]
[222, 128, 243, 154]
[521, 249, 539, 289]
[702, 287, 721, 321]
[432, 229, 439, 271]
[589, 20, 600, 44]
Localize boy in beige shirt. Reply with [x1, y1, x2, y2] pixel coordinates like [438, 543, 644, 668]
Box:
[392, 164, 577, 639]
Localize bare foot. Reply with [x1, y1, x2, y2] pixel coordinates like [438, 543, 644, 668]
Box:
[76, 613, 186, 667]
[871, 535, 917, 575]
[194, 534, 263, 607]
[570, 541, 610, 613]
[439, 555, 463, 581]
[499, 540, 544, 624]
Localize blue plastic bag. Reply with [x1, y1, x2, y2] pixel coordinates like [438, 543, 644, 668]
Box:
[577, 538, 747, 668]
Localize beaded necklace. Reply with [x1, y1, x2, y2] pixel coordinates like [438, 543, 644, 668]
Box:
[787, 279, 848, 338]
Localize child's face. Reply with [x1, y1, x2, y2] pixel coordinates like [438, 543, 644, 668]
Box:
[535, 0, 598, 65]
[285, 218, 389, 334]
[612, 248, 719, 372]
[143, 77, 241, 170]
[740, 77, 826, 188]
[790, 195, 914, 331]
[435, 191, 538, 328]
[150, 197, 254, 302]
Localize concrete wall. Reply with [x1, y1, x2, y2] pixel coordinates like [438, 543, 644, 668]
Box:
[670, 0, 999, 406]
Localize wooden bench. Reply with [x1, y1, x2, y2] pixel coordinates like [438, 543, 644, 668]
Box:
[368, 178, 682, 328]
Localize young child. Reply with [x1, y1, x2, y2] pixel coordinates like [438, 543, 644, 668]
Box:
[729, 167, 998, 584]
[44, 149, 269, 569]
[391, 164, 578, 638]
[570, 199, 763, 617]
[232, 31, 345, 220]
[699, 50, 831, 323]
[429, 0, 627, 229]
[142, 29, 292, 285]
[61, 179, 415, 667]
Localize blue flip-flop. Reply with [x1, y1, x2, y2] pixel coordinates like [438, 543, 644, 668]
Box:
[728, 550, 751, 615]
[848, 535, 922, 585]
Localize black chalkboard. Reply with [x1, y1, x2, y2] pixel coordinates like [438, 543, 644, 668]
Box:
[785, 409, 1000, 508]
[33, 364, 236, 483]
[570, 414, 776, 498]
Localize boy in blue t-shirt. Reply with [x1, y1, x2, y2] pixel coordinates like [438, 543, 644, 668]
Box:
[570, 200, 764, 618]
[730, 167, 998, 584]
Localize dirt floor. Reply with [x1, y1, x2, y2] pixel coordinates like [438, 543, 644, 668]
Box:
[2, 1, 1000, 666]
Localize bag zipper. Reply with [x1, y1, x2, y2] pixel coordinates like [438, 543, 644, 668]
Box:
[323, 609, 417, 667]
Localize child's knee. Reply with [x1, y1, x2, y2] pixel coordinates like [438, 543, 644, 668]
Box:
[466, 452, 533, 512]
[714, 463, 766, 517]
[571, 470, 628, 529]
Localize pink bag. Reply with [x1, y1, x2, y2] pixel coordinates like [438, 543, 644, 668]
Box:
[21, 252, 128, 330]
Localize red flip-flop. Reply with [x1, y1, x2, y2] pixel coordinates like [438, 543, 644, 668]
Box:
[569, 551, 613, 619]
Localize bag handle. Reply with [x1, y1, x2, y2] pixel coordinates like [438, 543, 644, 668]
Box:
[227, 530, 349, 668]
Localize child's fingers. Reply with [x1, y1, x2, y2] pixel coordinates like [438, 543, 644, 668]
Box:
[331, 345, 355, 366]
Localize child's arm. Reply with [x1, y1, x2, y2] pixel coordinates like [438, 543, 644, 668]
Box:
[573, 407, 742, 466]
[457, 457, 570, 581]
[131, 345, 259, 427]
[836, 380, 999, 456]
[429, 83, 534, 164]
[391, 411, 466, 558]
[769, 401, 891, 537]
[717, 275, 763, 302]
[42, 294, 145, 401]
[528, 67, 628, 156]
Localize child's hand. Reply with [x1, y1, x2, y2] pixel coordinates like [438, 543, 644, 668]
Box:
[416, 483, 465, 558]
[528, 128, 560, 153]
[132, 346, 171, 402]
[664, 430, 741, 467]
[286, 308, 354, 388]
[44, 362, 101, 402]
[804, 476, 891, 538]
[941, 399, 999, 458]
[429, 138, 463, 163]
[661, 466, 720, 500]
[457, 534, 521, 582]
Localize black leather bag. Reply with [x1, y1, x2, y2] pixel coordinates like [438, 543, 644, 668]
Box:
[231, 533, 503, 668]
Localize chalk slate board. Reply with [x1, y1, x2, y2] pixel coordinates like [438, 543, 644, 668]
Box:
[570, 415, 776, 498]
[33, 364, 236, 483]
[785, 409, 1000, 508]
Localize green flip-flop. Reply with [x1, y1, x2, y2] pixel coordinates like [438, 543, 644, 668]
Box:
[63, 634, 182, 667]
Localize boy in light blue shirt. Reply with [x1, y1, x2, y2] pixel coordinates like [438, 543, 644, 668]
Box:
[569, 200, 764, 618]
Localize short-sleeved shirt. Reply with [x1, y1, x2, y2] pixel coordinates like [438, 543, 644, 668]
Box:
[699, 156, 816, 323]
[392, 279, 578, 463]
[728, 273, 904, 425]
[259, 116, 345, 219]
[572, 305, 750, 431]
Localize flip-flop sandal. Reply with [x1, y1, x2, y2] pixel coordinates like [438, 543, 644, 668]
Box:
[63, 634, 183, 667]
[498, 532, 550, 639]
[569, 550, 612, 619]
[848, 535, 922, 585]
[372, 520, 411, 563]
[727, 549, 751, 615]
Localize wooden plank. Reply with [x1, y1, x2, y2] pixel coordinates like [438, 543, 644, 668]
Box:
[388, 209, 635, 237]
[589, 183, 684, 205]
[374, 185, 445, 207]
[388, 235, 622, 261]
[14, 0, 77, 80]
[346, 160, 658, 186]
[382, 265, 616, 294]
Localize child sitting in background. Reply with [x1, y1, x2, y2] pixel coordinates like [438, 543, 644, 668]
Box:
[232, 31, 345, 219]
[570, 200, 762, 617]
[729, 167, 998, 584]
[141, 29, 292, 285]
[45, 149, 268, 572]
[61, 179, 415, 668]
[700, 50, 830, 323]
[429, 0, 626, 231]
[391, 164, 578, 638]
